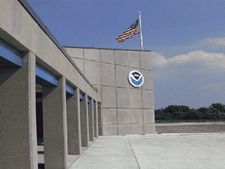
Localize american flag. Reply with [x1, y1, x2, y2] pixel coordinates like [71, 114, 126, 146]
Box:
[116, 19, 140, 43]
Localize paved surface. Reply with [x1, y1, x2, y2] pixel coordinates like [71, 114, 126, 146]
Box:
[70, 133, 225, 169]
[156, 122, 225, 134]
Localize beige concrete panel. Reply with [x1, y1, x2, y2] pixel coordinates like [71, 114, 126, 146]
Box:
[100, 49, 115, 64]
[102, 109, 117, 125]
[141, 69, 153, 90]
[118, 109, 131, 124]
[116, 65, 129, 88]
[65, 48, 84, 59]
[35, 28, 64, 74]
[117, 88, 142, 109]
[49, 35, 97, 99]
[84, 60, 100, 85]
[140, 51, 153, 70]
[35, 30, 63, 72]
[116, 88, 130, 108]
[94, 85, 102, 102]
[102, 125, 117, 136]
[13, 3, 37, 51]
[118, 124, 131, 135]
[71, 58, 84, 74]
[131, 124, 144, 134]
[102, 86, 116, 108]
[101, 63, 115, 86]
[0, 0, 14, 32]
[115, 50, 128, 66]
[144, 122, 156, 134]
[142, 90, 154, 109]
[143, 109, 155, 123]
[130, 109, 143, 124]
[0, 0, 36, 51]
[128, 51, 140, 68]
[35, 29, 61, 67]
[130, 89, 142, 108]
[84, 48, 100, 61]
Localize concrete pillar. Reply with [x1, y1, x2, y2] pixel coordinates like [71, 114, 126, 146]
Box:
[94, 101, 99, 137]
[42, 77, 68, 169]
[0, 53, 38, 169]
[98, 102, 103, 136]
[66, 88, 81, 155]
[88, 98, 94, 141]
[80, 94, 89, 147]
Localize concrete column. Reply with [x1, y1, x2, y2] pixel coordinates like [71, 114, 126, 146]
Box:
[43, 77, 68, 169]
[98, 102, 103, 136]
[80, 94, 89, 147]
[94, 101, 99, 137]
[88, 98, 94, 141]
[0, 52, 38, 169]
[67, 88, 81, 155]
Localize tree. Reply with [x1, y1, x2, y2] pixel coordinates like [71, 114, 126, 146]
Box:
[197, 107, 209, 120]
[209, 103, 225, 120]
[155, 103, 225, 122]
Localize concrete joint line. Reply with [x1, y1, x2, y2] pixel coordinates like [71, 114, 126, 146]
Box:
[127, 137, 141, 169]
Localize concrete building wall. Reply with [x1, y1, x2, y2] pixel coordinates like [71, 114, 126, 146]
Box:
[65, 47, 156, 135]
[0, 0, 97, 100]
[0, 0, 155, 167]
[0, 1, 99, 168]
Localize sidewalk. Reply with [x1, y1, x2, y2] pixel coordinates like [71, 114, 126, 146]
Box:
[70, 133, 225, 169]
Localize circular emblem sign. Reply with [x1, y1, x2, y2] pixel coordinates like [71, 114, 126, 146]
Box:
[128, 70, 144, 88]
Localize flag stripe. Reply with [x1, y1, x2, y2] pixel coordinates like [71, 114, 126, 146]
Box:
[116, 19, 140, 43]
[117, 27, 140, 39]
[116, 28, 140, 42]
[117, 30, 140, 42]
[118, 27, 140, 38]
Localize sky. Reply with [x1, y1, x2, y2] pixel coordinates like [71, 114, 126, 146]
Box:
[27, 0, 225, 108]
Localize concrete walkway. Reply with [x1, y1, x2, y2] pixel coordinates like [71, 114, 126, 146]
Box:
[70, 133, 225, 169]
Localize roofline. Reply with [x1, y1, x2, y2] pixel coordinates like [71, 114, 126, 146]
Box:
[63, 45, 151, 52]
[17, 0, 97, 92]
[17, 1, 151, 54]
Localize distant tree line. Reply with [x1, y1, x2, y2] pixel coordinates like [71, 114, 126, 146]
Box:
[155, 103, 225, 123]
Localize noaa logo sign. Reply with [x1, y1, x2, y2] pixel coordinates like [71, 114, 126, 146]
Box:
[128, 70, 144, 88]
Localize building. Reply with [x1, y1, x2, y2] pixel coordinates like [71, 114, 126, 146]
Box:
[0, 0, 155, 169]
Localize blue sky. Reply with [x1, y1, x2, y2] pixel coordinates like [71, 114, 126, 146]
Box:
[28, 0, 225, 108]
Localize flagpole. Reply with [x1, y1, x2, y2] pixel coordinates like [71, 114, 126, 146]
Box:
[138, 11, 144, 50]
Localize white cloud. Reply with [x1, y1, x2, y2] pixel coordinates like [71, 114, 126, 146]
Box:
[206, 82, 225, 90]
[151, 37, 225, 108]
[152, 50, 225, 77]
[150, 51, 166, 65]
[201, 37, 225, 48]
[152, 50, 225, 108]
[160, 36, 225, 56]
[167, 50, 225, 70]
